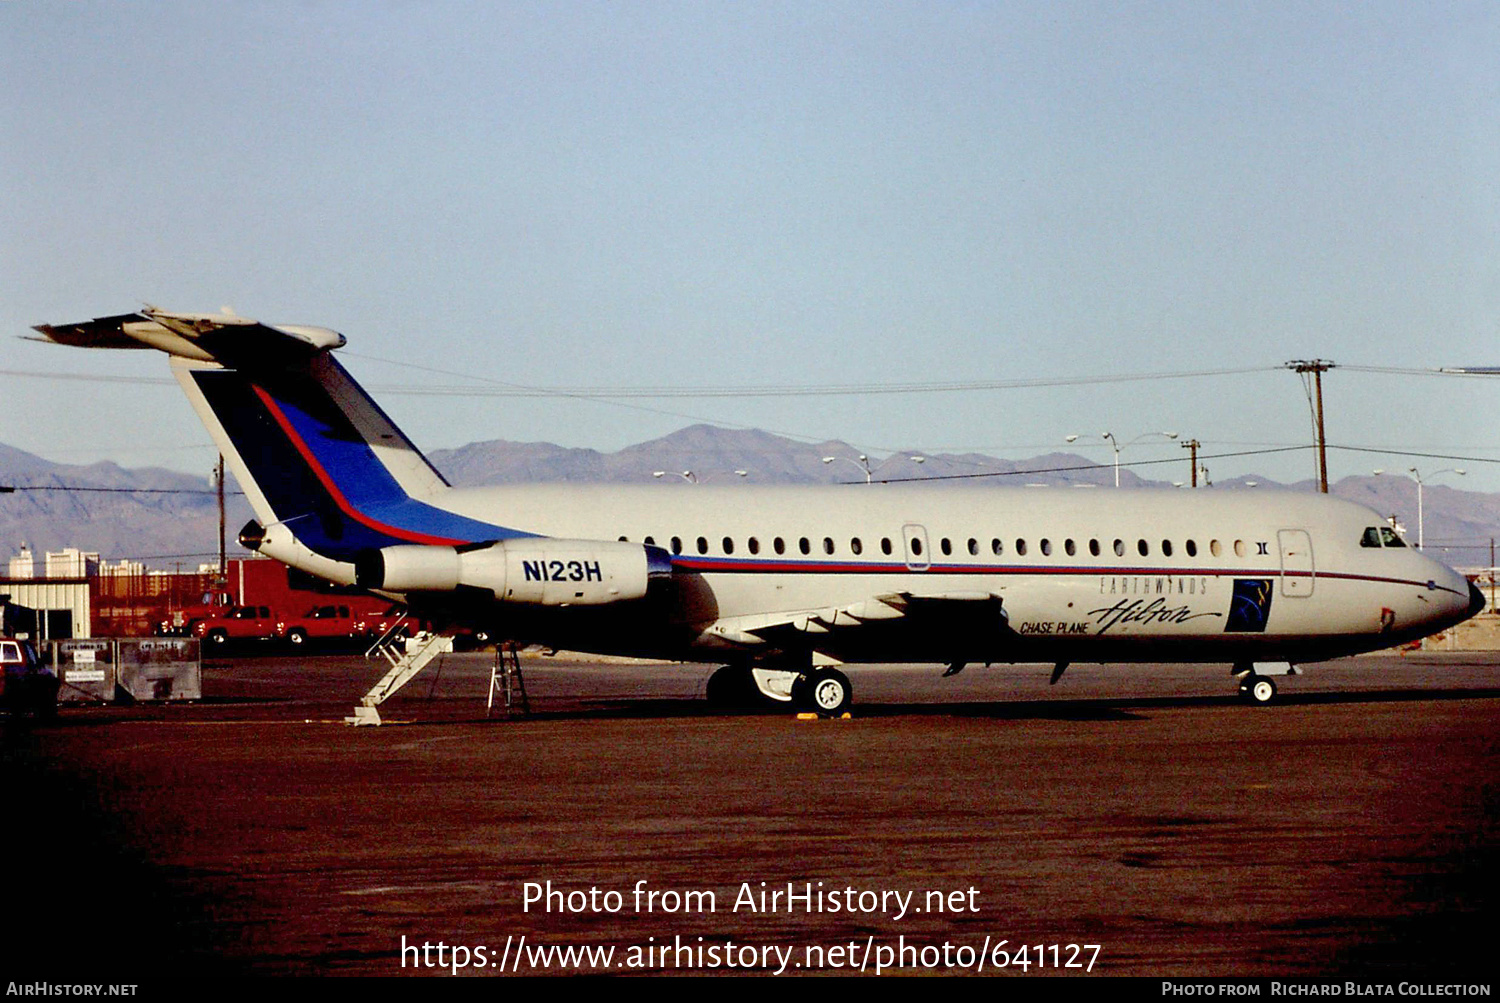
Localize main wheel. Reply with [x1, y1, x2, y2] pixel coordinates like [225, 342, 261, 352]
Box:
[705, 665, 758, 708]
[285, 628, 308, 647]
[1241, 675, 1277, 705]
[798, 668, 852, 717]
[206, 629, 229, 647]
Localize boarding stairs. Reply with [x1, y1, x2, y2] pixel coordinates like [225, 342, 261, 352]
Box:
[345, 619, 454, 726]
[487, 642, 530, 718]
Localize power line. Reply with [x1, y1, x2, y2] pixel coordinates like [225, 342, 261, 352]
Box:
[0, 484, 243, 495]
[343, 353, 851, 449]
[1345, 365, 1500, 379]
[9, 355, 1491, 477]
[8, 443, 1500, 497]
[366, 365, 1287, 398]
[1326, 445, 1500, 466]
[14, 359, 1494, 398]
[872, 446, 1312, 484]
[0, 367, 175, 386]
[2, 362, 1287, 399]
[870, 443, 1500, 485]
[98, 551, 236, 563]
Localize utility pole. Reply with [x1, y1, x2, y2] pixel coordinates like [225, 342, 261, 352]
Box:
[216, 454, 226, 576]
[1181, 439, 1201, 488]
[1286, 360, 1334, 493]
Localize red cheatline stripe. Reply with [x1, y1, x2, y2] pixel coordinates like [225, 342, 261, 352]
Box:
[668, 558, 1458, 594]
[251, 384, 465, 547]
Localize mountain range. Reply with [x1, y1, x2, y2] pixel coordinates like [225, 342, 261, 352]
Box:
[2, 426, 1496, 571]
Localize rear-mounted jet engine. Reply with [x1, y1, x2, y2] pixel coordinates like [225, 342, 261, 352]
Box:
[354, 538, 673, 606]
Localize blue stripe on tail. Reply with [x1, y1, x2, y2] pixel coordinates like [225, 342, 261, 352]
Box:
[192, 368, 528, 560]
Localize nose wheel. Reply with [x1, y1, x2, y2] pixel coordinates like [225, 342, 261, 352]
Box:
[1239, 675, 1277, 705]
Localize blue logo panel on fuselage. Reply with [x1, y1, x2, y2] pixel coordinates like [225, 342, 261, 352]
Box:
[1224, 579, 1273, 633]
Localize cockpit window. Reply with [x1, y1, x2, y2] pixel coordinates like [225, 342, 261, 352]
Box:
[1379, 527, 1407, 548]
[1361, 527, 1382, 548]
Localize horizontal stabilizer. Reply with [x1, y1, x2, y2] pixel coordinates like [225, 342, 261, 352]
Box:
[35, 305, 476, 569]
[28, 312, 151, 350]
[33, 307, 345, 366]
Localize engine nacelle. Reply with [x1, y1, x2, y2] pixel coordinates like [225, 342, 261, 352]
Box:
[356, 538, 672, 606]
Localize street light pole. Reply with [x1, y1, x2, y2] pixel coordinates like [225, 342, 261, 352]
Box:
[1414, 470, 1423, 550]
[822, 454, 873, 483]
[1067, 431, 1178, 488]
[1377, 467, 1465, 549]
[1101, 432, 1121, 488]
[1411, 467, 1465, 550]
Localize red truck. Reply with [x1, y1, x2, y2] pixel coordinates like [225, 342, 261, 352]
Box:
[153, 560, 362, 638]
[277, 602, 411, 648]
[190, 604, 279, 648]
[191, 601, 410, 649]
[149, 559, 488, 653]
[156, 588, 235, 637]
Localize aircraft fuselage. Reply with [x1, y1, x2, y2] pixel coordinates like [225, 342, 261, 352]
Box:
[419, 482, 1479, 666]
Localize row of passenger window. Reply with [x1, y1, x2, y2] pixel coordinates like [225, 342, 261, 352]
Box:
[624, 534, 1258, 560]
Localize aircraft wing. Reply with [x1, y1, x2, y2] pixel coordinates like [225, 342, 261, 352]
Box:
[702, 591, 1002, 648]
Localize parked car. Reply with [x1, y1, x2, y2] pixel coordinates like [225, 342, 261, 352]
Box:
[190, 605, 280, 647]
[0, 637, 58, 718]
[277, 604, 362, 647]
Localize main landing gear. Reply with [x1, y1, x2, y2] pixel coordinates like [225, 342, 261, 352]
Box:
[704, 665, 759, 707]
[792, 668, 852, 717]
[705, 664, 852, 717]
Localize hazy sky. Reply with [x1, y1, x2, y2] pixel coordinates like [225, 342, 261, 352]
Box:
[4, 2, 1498, 489]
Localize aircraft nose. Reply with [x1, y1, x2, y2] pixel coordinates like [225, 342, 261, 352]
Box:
[1469, 582, 1487, 619]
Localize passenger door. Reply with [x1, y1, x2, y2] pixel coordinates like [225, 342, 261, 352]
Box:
[1277, 529, 1315, 597]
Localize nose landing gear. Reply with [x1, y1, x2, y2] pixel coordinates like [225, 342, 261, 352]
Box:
[1239, 674, 1277, 705]
[1234, 661, 1295, 704]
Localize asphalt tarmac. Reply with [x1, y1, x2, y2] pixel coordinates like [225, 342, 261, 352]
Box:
[4, 650, 1497, 978]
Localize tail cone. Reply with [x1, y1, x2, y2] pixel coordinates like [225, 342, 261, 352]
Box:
[238, 520, 266, 551]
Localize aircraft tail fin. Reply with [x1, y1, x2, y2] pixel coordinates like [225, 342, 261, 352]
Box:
[35, 309, 511, 572]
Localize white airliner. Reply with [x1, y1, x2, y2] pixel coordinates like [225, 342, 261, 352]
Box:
[35, 308, 1484, 716]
